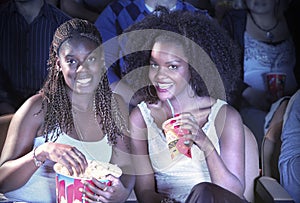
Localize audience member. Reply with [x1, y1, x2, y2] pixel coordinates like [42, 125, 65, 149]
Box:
[60, 0, 112, 23]
[124, 9, 246, 202]
[94, 0, 209, 105]
[278, 89, 300, 203]
[0, 0, 70, 115]
[221, 0, 298, 150]
[0, 18, 134, 203]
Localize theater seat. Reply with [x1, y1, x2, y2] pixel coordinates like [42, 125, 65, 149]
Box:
[244, 125, 260, 202]
[0, 114, 13, 156]
[256, 100, 294, 202]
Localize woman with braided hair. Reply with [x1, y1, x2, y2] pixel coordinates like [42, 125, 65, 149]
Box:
[0, 18, 134, 202]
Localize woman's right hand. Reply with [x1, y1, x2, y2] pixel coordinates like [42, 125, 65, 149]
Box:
[35, 142, 88, 176]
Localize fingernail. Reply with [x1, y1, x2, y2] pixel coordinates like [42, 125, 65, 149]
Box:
[170, 120, 176, 124]
[174, 125, 180, 129]
[184, 140, 190, 145]
[174, 113, 180, 117]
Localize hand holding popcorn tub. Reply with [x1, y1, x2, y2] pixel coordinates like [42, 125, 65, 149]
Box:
[54, 160, 122, 203]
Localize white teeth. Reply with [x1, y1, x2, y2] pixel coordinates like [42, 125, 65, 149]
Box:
[158, 83, 173, 89]
[77, 78, 91, 84]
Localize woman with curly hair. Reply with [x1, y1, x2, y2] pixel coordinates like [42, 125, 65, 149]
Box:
[0, 18, 134, 202]
[124, 8, 247, 203]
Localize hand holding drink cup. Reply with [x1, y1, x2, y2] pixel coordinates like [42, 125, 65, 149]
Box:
[162, 112, 202, 159]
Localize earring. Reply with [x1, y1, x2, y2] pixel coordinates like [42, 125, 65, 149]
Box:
[148, 84, 156, 97]
[55, 65, 61, 77]
[187, 81, 196, 98]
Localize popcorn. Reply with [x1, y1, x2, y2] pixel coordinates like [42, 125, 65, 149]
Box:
[54, 160, 122, 179]
[54, 160, 122, 203]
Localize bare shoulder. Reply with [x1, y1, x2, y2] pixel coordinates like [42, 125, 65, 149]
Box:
[12, 93, 45, 125]
[1, 94, 45, 164]
[218, 102, 241, 121]
[215, 102, 244, 135]
[129, 105, 147, 129]
[23, 93, 43, 108]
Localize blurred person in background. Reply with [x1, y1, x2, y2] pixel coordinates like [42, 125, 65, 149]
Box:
[221, 0, 298, 151]
[0, 0, 70, 115]
[279, 89, 300, 203]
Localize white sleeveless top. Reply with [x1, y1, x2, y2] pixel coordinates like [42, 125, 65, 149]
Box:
[137, 99, 226, 202]
[5, 131, 112, 203]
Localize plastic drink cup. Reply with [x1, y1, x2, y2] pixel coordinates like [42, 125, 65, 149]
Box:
[266, 72, 286, 100]
[54, 160, 122, 203]
[162, 119, 191, 159]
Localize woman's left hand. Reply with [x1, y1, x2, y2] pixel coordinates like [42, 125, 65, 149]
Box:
[81, 175, 129, 203]
[171, 112, 213, 152]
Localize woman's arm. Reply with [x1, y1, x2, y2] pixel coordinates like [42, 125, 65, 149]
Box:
[129, 107, 164, 203]
[0, 94, 45, 192]
[206, 104, 245, 198]
[0, 94, 88, 193]
[165, 102, 245, 198]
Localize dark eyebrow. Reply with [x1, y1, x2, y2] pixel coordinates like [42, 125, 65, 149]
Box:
[150, 57, 182, 64]
[166, 59, 182, 64]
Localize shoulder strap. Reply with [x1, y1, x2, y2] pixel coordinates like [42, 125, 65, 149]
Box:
[137, 101, 154, 126]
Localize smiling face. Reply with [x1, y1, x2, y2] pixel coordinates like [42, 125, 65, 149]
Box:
[57, 37, 104, 95]
[149, 40, 191, 101]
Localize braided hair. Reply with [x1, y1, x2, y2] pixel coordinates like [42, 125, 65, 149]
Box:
[39, 18, 126, 144]
[122, 8, 243, 108]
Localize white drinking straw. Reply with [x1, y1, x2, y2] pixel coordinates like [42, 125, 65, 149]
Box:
[166, 99, 175, 117]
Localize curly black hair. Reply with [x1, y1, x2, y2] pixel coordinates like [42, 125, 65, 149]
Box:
[121, 8, 243, 108]
[38, 18, 126, 144]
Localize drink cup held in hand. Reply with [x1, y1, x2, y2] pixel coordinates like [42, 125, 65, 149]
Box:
[266, 72, 286, 100]
[162, 119, 192, 159]
[54, 160, 122, 203]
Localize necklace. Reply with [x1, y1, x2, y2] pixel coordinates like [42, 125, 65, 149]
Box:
[249, 13, 279, 42]
[72, 98, 100, 141]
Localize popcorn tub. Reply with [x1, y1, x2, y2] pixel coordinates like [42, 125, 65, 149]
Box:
[54, 160, 122, 203]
